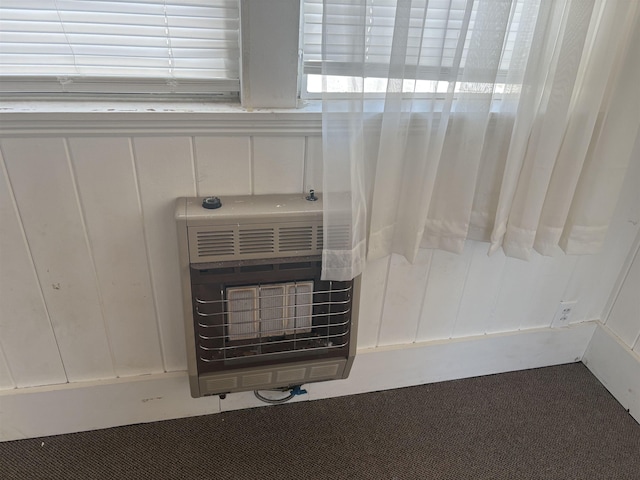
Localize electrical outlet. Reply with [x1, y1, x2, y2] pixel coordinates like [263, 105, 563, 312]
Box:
[552, 300, 577, 328]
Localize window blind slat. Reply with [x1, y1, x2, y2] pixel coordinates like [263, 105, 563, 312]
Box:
[0, 0, 240, 95]
[302, 0, 525, 79]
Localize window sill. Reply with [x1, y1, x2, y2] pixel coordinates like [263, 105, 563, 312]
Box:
[0, 100, 323, 137]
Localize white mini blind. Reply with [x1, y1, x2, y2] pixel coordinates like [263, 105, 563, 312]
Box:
[303, 0, 529, 79]
[0, 0, 240, 95]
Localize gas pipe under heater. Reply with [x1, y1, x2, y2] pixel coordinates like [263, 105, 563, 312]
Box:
[176, 192, 359, 400]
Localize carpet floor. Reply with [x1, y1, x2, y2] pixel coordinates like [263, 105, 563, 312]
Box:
[1, 363, 639, 479]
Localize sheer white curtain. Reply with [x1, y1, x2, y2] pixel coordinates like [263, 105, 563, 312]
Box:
[318, 0, 640, 281]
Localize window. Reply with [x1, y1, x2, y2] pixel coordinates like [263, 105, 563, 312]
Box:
[0, 0, 240, 97]
[301, 0, 532, 96]
[0, 1, 541, 104]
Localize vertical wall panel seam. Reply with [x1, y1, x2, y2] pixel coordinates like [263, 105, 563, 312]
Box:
[631, 329, 640, 352]
[518, 255, 544, 331]
[554, 256, 579, 324]
[64, 138, 118, 378]
[0, 343, 16, 389]
[249, 136, 255, 194]
[490, 256, 509, 329]
[413, 250, 434, 342]
[0, 151, 19, 388]
[302, 136, 309, 194]
[374, 255, 393, 347]
[188, 136, 198, 197]
[129, 138, 167, 372]
[448, 247, 475, 338]
[602, 229, 640, 326]
[0, 143, 68, 384]
[561, 251, 585, 305]
[483, 250, 510, 333]
[191, 137, 200, 197]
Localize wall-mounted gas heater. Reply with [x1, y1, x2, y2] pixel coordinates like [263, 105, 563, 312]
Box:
[176, 194, 359, 398]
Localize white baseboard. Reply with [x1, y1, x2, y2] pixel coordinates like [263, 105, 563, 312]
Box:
[583, 324, 640, 423]
[0, 372, 220, 441]
[0, 322, 597, 442]
[308, 322, 597, 401]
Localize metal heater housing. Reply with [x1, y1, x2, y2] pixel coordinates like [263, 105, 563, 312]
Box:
[176, 194, 359, 398]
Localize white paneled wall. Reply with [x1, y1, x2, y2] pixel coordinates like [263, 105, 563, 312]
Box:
[0, 350, 14, 390]
[606, 241, 640, 353]
[70, 137, 164, 377]
[0, 152, 67, 387]
[377, 249, 433, 347]
[133, 137, 196, 372]
[252, 137, 305, 194]
[358, 131, 640, 353]
[592, 133, 640, 353]
[0, 124, 638, 392]
[193, 137, 251, 196]
[2, 138, 114, 384]
[0, 132, 323, 389]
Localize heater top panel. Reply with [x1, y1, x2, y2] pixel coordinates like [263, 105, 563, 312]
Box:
[177, 194, 322, 227]
[177, 194, 324, 264]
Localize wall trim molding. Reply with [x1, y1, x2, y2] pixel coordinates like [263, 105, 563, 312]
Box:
[0, 109, 323, 137]
[583, 324, 640, 424]
[0, 323, 597, 441]
[0, 105, 499, 138]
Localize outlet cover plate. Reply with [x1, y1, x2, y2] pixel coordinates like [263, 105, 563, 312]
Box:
[552, 300, 578, 328]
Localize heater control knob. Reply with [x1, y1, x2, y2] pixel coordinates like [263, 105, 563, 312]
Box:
[202, 196, 222, 209]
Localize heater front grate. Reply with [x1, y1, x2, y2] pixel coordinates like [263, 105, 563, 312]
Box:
[195, 280, 352, 366]
[189, 258, 353, 373]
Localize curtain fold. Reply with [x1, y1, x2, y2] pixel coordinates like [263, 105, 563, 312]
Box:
[319, 0, 640, 281]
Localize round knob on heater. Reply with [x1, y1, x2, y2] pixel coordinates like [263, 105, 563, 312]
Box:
[202, 196, 222, 209]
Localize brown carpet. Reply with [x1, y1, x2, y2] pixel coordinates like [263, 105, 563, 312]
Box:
[1, 363, 639, 479]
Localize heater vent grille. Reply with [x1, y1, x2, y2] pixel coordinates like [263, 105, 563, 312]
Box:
[196, 230, 235, 257]
[316, 225, 323, 251]
[327, 225, 351, 250]
[188, 221, 322, 263]
[239, 228, 275, 255]
[279, 226, 313, 252]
